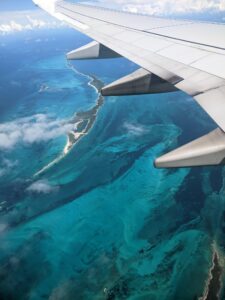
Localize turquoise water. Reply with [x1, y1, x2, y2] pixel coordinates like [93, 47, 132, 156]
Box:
[0, 28, 225, 300]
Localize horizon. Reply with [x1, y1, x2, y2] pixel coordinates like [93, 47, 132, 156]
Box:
[0, 0, 225, 37]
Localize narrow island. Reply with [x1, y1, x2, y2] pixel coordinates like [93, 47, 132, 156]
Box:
[64, 74, 104, 154]
[35, 71, 105, 177]
[200, 247, 223, 300]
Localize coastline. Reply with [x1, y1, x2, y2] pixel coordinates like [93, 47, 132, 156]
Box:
[199, 244, 223, 300]
[35, 66, 105, 177]
[64, 72, 104, 154]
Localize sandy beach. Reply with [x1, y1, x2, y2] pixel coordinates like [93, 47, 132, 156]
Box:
[35, 68, 104, 176]
[200, 245, 223, 300]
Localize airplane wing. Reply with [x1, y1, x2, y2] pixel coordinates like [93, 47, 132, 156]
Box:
[33, 0, 225, 168]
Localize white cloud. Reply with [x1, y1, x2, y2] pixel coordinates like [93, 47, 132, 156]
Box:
[85, 0, 225, 15]
[0, 169, 6, 177]
[0, 1, 223, 36]
[0, 158, 18, 178]
[124, 122, 148, 136]
[2, 158, 18, 169]
[10, 81, 22, 87]
[0, 10, 65, 35]
[0, 0, 224, 36]
[0, 114, 74, 150]
[0, 223, 8, 234]
[26, 180, 59, 194]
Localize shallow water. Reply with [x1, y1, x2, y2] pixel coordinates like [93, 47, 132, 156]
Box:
[0, 28, 224, 300]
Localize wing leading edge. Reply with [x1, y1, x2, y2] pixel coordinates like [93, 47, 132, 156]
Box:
[33, 0, 225, 168]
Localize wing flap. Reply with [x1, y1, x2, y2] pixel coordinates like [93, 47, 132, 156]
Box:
[101, 68, 177, 96]
[67, 41, 120, 60]
[155, 128, 225, 168]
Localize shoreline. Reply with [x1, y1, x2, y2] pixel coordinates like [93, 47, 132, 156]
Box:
[34, 65, 105, 177]
[199, 245, 223, 300]
[63, 70, 104, 155]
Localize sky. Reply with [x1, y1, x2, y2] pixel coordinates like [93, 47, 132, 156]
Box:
[0, 0, 35, 11]
[0, 0, 225, 35]
[1, 0, 225, 14]
[85, 0, 225, 15]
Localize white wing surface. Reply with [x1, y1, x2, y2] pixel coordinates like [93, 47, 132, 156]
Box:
[33, 0, 225, 168]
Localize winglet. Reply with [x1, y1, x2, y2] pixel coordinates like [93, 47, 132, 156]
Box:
[155, 128, 225, 168]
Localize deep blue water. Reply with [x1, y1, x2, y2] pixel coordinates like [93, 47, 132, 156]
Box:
[0, 27, 225, 300]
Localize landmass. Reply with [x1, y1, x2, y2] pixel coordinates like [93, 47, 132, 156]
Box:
[35, 71, 104, 177]
[64, 74, 104, 154]
[200, 246, 223, 300]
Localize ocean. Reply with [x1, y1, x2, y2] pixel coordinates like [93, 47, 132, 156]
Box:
[0, 26, 224, 300]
